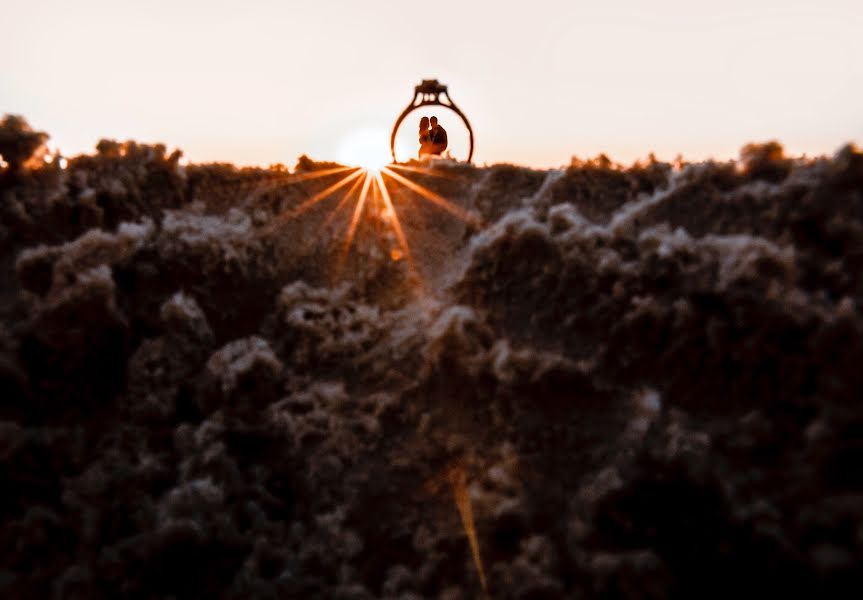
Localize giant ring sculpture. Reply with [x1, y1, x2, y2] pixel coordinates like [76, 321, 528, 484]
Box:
[390, 79, 475, 163]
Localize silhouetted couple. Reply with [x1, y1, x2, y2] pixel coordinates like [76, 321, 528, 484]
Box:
[419, 116, 447, 158]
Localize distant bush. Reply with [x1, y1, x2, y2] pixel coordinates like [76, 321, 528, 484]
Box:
[740, 140, 792, 182]
[0, 114, 49, 174]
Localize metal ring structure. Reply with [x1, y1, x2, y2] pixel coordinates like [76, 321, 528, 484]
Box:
[390, 79, 474, 164]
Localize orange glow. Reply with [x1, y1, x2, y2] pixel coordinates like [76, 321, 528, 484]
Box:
[448, 464, 488, 595]
[419, 462, 489, 596]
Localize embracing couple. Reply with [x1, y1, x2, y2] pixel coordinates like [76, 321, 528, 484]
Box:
[418, 115, 448, 158]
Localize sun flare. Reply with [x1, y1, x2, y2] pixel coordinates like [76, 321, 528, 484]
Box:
[336, 127, 391, 172]
[253, 154, 475, 289]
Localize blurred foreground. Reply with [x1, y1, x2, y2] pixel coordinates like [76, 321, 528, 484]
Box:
[2, 116, 863, 598]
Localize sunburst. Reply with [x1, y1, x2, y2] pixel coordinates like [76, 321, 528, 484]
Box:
[257, 159, 475, 284]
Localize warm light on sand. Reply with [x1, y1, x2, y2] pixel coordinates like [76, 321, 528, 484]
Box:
[252, 158, 474, 286]
[382, 167, 474, 223]
[338, 171, 374, 271]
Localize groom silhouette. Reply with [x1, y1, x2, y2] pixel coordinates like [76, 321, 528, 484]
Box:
[429, 116, 447, 155]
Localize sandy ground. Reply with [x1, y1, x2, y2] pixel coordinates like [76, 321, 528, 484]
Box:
[2, 132, 863, 599]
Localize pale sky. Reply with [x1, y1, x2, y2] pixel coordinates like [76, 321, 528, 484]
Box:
[2, 0, 861, 167]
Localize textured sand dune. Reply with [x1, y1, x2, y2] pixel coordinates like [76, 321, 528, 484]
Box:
[2, 117, 863, 598]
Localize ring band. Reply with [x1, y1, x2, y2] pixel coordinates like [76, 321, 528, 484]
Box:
[390, 79, 475, 164]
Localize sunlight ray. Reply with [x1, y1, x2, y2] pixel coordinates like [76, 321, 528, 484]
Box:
[246, 165, 357, 203]
[323, 173, 366, 228]
[389, 163, 463, 181]
[417, 461, 488, 596]
[374, 170, 414, 269]
[338, 171, 374, 269]
[448, 464, 488, 596]
[286, 165, 357, 183]
[277, 168, 363, 222]
[381, 167, 473, 222]
[257, 168, 363, 238]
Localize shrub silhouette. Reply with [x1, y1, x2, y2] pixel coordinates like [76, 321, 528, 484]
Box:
[0, 114, 49, 175]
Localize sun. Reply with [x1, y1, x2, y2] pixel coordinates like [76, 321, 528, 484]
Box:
[336, 127, 391, 172]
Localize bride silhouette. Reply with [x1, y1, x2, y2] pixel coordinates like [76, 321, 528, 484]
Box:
[418, 116, 432, 158]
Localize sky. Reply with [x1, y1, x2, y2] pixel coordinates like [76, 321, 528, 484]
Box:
[2, 0, 862, 168]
